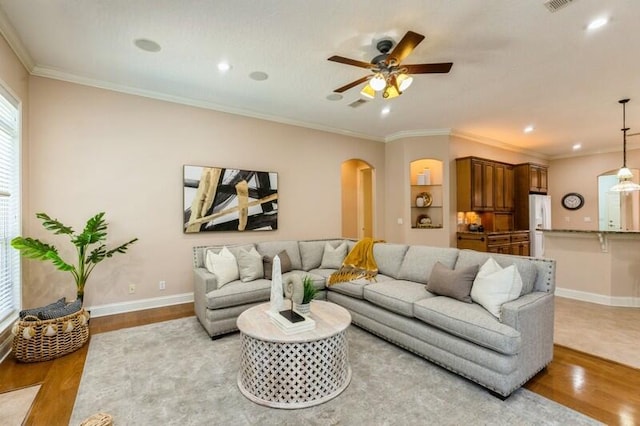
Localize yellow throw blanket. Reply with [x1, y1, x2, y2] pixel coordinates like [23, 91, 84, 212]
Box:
[328, 238, 383, 286]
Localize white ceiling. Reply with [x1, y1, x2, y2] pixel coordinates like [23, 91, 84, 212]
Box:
[1, 0, 640, 158]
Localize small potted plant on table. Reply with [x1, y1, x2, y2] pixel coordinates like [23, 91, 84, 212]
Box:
[295, 275, 318, 315]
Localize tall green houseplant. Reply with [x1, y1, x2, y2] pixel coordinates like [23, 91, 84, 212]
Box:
[11, 212, 138, 303]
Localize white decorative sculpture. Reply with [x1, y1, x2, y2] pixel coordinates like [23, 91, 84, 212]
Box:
[284, 274, 304, 305]
[269, 255, 284, 313]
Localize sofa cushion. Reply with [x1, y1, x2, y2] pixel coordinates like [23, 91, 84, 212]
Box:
[471, 258, 523, 320]
[397, 246, 459, 284]
[320, 241, 348, 269]
[256, 240, 303, 270]
[426, 262, 479, 303]
[372, 243, 409, 279]
[454, 250, 537, 296]
[205, 247, 239, 288]
[237, 247, 264, 282]
[206, 279, 272, 309]
[413, 297, 522, 356]
[321, 271, 393, 299]
[299, 239, 345, 271]
[263, 250, 292, 280]
[363, 280, 434, 317]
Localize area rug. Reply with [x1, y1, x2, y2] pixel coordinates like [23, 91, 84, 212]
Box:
[71, 317, 602, 425]
[0, 384, 41, 426]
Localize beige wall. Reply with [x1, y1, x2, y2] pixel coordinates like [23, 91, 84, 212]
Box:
[548, 149, 640, 230]
[545, 233, 640, 302]
[384, 135, 451, 247]
[24, 77, 386, 309]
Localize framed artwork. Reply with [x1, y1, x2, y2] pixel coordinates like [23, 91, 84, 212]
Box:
[183, 165, 278, 233]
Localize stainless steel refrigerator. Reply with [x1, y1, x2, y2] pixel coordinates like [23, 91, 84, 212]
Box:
[529, 194, 551, 257]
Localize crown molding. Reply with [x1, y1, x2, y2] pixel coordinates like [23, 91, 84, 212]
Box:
[0, 7, 34, 71]
[549, 138, 640, 160]
[451, 130, 550, 160]
[384, 128, 451, 142]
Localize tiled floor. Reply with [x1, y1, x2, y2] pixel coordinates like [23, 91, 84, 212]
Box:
[554, 296, 640, 369]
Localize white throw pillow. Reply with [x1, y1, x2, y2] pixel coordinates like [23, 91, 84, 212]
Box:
[471, 258, 523, 320]
[205, 246, 239, 288]
[237, 247, 264, 282]
[320, 241, 348, 269]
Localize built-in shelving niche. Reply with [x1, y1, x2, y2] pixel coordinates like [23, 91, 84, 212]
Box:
[410, 159, 443, 229]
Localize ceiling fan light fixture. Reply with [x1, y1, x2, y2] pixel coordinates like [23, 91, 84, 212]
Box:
[382, 84, 400, 99]
[370, 74, 386, 91]
[396, 73, 413, 91]
[360, 84, 375, 99]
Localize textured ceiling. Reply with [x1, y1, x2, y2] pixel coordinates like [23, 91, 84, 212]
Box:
[1, 0, 640, 158]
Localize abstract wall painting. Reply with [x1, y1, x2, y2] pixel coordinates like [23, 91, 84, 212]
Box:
[183, 165, 278, 233]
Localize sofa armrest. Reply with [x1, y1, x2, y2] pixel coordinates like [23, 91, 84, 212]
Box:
[501, 292, 552, 330]
[501, 291, 554, 366]
[194, 267, 218, 294]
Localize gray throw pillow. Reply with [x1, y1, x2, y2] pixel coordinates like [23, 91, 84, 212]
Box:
[38, 298, 82, 320]
[426, 262, 479, 303]
[263, 250, 292, 279]
[20, 297, 66, 319]
[319, 241, 348, 269]
[237, 247, 264, 282]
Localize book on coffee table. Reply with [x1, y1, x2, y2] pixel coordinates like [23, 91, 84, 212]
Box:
[267, 309, 316, 334]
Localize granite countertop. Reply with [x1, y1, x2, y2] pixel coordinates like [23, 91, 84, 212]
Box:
[457, 230, 529, 235]
[541, 229, 640, 234]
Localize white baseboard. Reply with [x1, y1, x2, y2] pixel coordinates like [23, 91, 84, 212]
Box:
[555, 287, 640, 307]
[85, 292, 194, 318]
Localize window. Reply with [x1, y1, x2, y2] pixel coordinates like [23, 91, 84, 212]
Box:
[0, 84, 20, 332]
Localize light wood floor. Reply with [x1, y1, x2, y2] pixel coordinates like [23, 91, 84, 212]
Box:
[0, 301, 638, 426]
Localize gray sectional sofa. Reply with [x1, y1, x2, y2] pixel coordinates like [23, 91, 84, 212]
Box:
[192, 239, 555, 397]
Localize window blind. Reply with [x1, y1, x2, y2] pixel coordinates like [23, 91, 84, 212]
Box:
[0, 85, 20, 329]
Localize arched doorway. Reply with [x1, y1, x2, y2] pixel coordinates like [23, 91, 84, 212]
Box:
[341, 159, 375, 239]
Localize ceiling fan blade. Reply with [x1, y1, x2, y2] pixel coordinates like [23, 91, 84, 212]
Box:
[404, 63, 453, 74]
[387, 31, 425, 65]
[328, 55, 375, 69]
[334, 75, 371, 93]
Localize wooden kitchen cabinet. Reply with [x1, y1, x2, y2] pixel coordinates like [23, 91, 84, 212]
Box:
[515, 163, 548, 194]
[456, 231, 529, 256]
[487, 234, 511, 254]
[494, 163, 514, 211]
[509, 231, 530, 256]
[457, 157, 514, 213]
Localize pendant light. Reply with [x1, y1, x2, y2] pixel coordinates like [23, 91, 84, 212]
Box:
[611, 98, 640, 192]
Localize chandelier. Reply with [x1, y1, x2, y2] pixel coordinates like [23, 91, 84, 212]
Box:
[611, 98, 640, 192]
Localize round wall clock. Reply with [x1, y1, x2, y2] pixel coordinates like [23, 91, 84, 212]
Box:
[561, 192, 584, 210]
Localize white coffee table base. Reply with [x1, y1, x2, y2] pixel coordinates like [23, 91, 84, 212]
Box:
[237, 326, 351, 409]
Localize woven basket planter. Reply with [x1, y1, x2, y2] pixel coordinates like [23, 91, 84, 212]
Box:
[11, 308, 90, 363]
[80, 412, 113, 426]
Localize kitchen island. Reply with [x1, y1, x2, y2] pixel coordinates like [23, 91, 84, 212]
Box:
[542, 229, 640, 307]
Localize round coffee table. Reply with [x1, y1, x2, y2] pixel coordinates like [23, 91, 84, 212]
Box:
[236, 300, 352, 409]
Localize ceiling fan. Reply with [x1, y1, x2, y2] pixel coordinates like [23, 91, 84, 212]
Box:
[328, 31, 453, 99]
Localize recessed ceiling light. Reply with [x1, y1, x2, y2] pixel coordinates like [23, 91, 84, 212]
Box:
[381, 106, 391, 115]
[217, 62, 231, 72]
[572, 143, 582, 151]
[523, 125, 534, 133]
[134, 38, 161, 53]
[326, 94, 343, 101]
[249, 71, 269, 81]
[587, 17, 608, 31]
